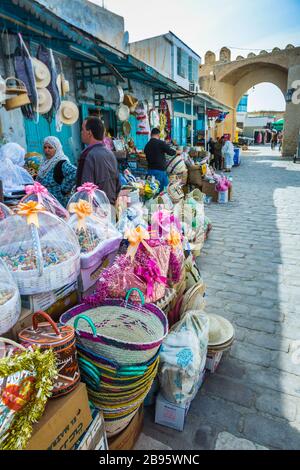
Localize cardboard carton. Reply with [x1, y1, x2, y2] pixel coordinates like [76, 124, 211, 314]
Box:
[26, 383, 92, 450]
[74, 409, 108, 450]
[21, 281, 78, 313]
[206, 351, 223, 373]
[201, 180, 218, 202]
[155, 394, 191, 432]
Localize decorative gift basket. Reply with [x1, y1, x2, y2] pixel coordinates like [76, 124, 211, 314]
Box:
[68, 200, 122, 270]
[68, 182, 112, 222]
[0, 259, 21, 335]
[0, 203, 13, 221]
[0, 201, 80, 295]
[20, 182, 69, 220]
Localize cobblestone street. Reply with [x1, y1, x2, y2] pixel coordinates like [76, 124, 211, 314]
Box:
[140, 147, 300, 450]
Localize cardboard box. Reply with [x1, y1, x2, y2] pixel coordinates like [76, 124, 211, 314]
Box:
[201, 180, 218, 202]
[21, 281, 78, 313]
[10, 290, 79, 340]
[155, 393, 191, 432]
[79, 248, 118, 293]
[26, 383, 92, 450]
[206, 351, 223, 373]
[74, 409, 108, 450]
[108, 406, 144, 450]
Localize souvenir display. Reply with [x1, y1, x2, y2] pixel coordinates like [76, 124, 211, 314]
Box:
[0, 201, 80, 294]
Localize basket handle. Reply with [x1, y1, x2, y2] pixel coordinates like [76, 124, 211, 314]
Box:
[30, 224, 44, 277]
[125, 288, 145, 305]
[0, 337, 26, 350]
[74, 315, 97, 337]
[5, 76, 27, 89]
[32, 311, 61, 336]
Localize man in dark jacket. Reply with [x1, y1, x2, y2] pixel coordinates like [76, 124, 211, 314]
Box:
[144, 128, 177, 191]
[76, 117, 120, 205]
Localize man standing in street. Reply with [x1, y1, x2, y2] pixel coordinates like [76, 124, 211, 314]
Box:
[76, 117, 120, 205]
[144, 128, 177, 191]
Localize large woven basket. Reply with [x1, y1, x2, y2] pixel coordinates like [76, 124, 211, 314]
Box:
[60, 288, 168, 365]
[0, 288, 21, 335]
[1, 241, 80, 295]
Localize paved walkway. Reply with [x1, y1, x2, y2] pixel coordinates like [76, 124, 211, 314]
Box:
[140, 146, 300, 450]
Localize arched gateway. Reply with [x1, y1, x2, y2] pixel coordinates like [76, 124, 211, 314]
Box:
[200, 45, 300, 157]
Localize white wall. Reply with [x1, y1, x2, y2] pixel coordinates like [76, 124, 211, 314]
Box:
[130, 37, 172, 78]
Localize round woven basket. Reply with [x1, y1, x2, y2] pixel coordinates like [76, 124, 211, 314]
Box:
[60, 289, 168, 365]
[0, 288, 21, 335]
[105, 409, 138, 438]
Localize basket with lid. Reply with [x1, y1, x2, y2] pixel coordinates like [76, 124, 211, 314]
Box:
[18, 311, 80, 397]
[0, 201, 80, 295]
[0, 258, 21, 335]
[67, 183, 112, 221]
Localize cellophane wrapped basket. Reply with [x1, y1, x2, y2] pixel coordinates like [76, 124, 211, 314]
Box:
[0, 202, 80, 295]
[0, 259, 21, 335]
[67, 182, 112, 222]
[20, 182, 69, 220]
[0, 203, 13, 221]
[68, 200, 122, 269]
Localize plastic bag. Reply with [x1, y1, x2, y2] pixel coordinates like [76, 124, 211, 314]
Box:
[0, 143, 26, 167]
[0, 155, 33, 193]
[21, 182, 69, 220]
[0, 203, 13, 221]
[159, 310, 209, 404]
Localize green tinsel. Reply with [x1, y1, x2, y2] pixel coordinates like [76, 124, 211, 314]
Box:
[0, 346, 58, 450]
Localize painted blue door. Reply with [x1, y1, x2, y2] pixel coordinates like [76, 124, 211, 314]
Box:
[181, 118, 187, 146]
[24, 116, 73, 162]
[128, 115, 149, 151]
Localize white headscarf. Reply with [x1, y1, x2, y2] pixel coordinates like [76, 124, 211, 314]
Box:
[0, 142, 33, 192]
[37, 136, 70, 180]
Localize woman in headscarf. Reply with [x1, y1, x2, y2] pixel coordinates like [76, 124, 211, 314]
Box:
[222, 137, 234, 172]
[36, 136, 77, 207]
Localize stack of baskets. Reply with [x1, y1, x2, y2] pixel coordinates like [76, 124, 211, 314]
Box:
[60, 288, 168, 437]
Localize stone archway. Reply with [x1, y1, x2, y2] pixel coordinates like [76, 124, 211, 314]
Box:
[199, 46, 300, 156]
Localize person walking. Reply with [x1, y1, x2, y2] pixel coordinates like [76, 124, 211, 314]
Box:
[76, 117, 120, 205]
[36, 136, 77, 207]
[144, 128, 177, 192]
[271, 131, 278, 150]
[278, 131, 283, 152]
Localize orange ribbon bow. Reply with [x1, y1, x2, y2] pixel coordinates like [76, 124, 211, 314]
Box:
[69, 200, 94, 231]
[166, 229, 182, 249]
[124, 225, 150, 260]
[17, 201, 45, 227]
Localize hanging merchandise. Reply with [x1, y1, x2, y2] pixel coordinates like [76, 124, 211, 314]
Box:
[36, 88, 53, 115]
[106, 85, 124, 105]
[136, 102, 150, 135]
[58, 100, 79, 125]
[37, 45, 61, 124]
[149, 108, 160, 129]
[123, 95, 139, 113]
[0, 338, 57, 450]
[0, 201, 80, 295]
[21, 182, 69, 220]
[13, 33, 38, 120]
[31, 58, 51, 89]
[0, 258, 21, 335]
[18, 311, 80, 397]
[116, 104, 130, 122]
[122, 120, 132, 136]
[3, 77, 30, 111]
[0, 75, 6, 105]
[159, 99, 171, 139]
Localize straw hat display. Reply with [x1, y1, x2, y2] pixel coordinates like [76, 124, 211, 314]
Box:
[206, 314, 235, 350]
[57, 73, 70, 97]
[116, 103, 130, 122]
[180, 280, 206, 315]
[37, 88, 53, 114]
[58, 101, 79, 125]
[31, 58, 51, 89]
[123, 94, 139, 113]
[3, 77, 30, 110]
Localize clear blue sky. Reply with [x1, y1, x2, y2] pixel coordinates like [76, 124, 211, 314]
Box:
[92, 0, 300, 111]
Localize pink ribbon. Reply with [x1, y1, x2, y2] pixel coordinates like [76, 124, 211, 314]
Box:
[151, 210, 182, 237]
[77, 182, 98, 195]
[135, 259, 167, 299]
[25, 182, 48, 196]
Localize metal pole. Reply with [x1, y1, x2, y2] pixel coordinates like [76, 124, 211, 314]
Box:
[204, 101, 207, 150]
[191, 96, 194, 146]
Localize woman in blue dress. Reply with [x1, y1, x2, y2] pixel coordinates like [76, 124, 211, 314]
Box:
[36, 136, 77, 207]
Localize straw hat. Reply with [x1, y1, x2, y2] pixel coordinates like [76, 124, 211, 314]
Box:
[206, 314, 235, 348]
[58, 101, 79, 125]
[37, 88, 53, 114]
[123, 94, 139, 112]
[56, 73, 70, 97]
[31, 58, 51, 89]
[116, 104, 130, 122]
[122, 120, 131, 136]
[180, 280, 206, 315]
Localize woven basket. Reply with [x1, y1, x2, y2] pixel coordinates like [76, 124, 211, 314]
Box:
[180, 281, 206, 315]
[105, 410, 138, 437]
[60, 288, 168, 365]
[1, 241, 80, 295]
[0, 288, 21, 335]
